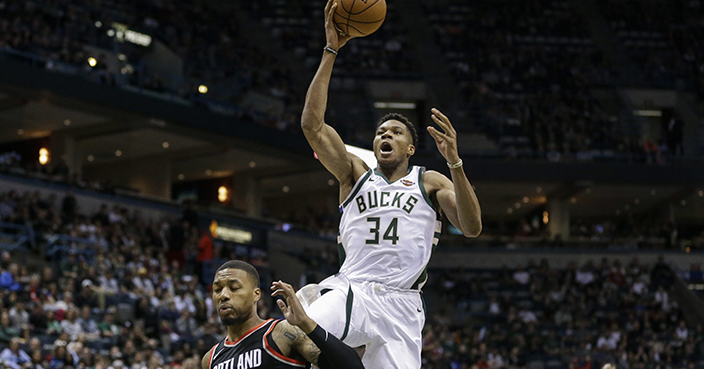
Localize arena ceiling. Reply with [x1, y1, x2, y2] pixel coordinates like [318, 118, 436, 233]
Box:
[0, 84, 702, 223]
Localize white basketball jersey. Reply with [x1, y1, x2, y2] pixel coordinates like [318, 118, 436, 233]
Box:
[337, 166, 441, 289]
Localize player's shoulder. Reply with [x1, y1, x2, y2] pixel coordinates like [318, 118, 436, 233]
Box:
[201, 342, 219, 369]
[347, 152, 370, 182]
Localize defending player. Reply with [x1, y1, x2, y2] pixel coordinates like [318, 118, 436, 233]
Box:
[201, 260, 365, 369]
[298, 1, 482, 368]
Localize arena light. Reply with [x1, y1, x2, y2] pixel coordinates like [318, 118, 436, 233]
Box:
[210, 220, 252, 243]
[542, 211, 549, 224]
[111, 22, 152, 47]
[87, 57, 97, 67]
[162, 141, 169, 149]
[374, 102, 417, 109]
[198, 85, 209, 94]
[633, 110, 662, 117]
[218, 186, 229, 203]
[38, 148, 50, 165]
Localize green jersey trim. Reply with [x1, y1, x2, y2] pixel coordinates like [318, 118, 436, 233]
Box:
[373, 167, 413, 185]
[373, 168, 391, 184]
[337, 242, 346, 266]
[340, 286, 354, 341]
[341, 170, 372, 208]
[418, 166, 436, 211]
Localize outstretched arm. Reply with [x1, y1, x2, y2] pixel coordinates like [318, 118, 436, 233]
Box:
[426, 108, 482, 237]
[301, 0, 355, 182]
[271, 281, 365, 369]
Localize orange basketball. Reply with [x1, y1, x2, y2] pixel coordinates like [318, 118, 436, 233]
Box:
[333, 0, 387, 38]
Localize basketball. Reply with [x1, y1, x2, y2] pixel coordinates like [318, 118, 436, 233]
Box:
[333, 0, 387, 38]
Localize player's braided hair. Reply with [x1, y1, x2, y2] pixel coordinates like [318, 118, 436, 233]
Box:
[377, 113, 418, 147]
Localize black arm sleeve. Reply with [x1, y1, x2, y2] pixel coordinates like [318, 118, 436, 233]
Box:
[307, 325, 364, 369]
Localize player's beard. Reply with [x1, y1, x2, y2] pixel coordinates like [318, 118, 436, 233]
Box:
[220, 307, 252, 327]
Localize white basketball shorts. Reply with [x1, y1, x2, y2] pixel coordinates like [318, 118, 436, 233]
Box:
[302, 274, 425, 369]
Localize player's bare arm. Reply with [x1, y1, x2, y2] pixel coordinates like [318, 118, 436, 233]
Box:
[201, 348, 211, 369]
[301, 0, 368, 200]
[270, 319, 320, 364]
[270, 281, 365, 369]
[424, 108, 482, 237]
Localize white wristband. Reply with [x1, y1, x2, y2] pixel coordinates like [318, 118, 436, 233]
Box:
[447, 159, 463, 169]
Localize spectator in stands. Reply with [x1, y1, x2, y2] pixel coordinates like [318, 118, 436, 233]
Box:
[0, 312, 18, 344]
[0, 337, 31, 369]
[195, 231, 213, 285]
[28, 305, 45, 333]
[29, 349, 44, 369]
[61, 191, 77, 224]
[48, 343, 73, 369]
[44, 311, 61, 337]
[98, 270, 119, 297]
[8, 301, 29, 331]
[654, 285, 671, 311]
[512, 268, 531, 285]
[575, 265, 596, 285]
[59, 310, 82, 341]
[0, 264, 21, 291]
[97, 310, 119, 338]
[76, 306, 100, 341]
[174, 311, 197, 339]
[168, 220, 188, 270]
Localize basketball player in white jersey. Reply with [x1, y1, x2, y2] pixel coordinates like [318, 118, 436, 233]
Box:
[297, 1, 482, 368]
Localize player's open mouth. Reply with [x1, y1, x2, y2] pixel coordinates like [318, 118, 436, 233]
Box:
[380, 142, 393, 155]
[219, 306, 232, 313]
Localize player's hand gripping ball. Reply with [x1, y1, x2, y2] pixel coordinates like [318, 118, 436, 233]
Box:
[333, 0, 387, 37]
